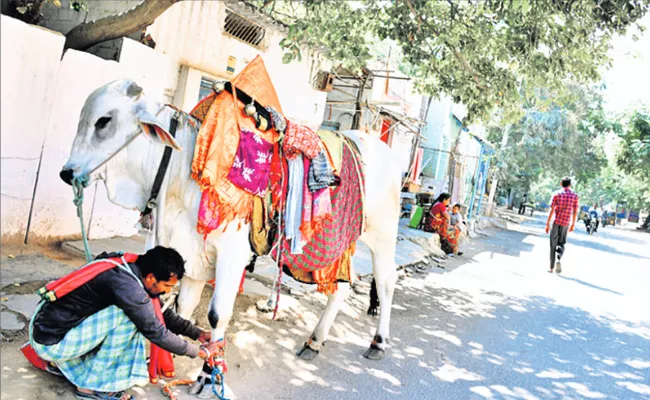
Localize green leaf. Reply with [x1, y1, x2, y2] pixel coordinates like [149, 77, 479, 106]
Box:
[282, 53, 294, 64]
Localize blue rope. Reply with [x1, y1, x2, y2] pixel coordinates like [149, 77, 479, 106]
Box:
[71, 176, 92, 262]
[211, 367, 229, 400]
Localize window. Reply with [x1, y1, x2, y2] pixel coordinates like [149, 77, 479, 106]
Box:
[223, 9, 266, 48]
[198, 77, 215, 102]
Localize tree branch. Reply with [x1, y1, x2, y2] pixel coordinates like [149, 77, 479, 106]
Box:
[404, 0, 488, 90]
[64, 0, 181, 51]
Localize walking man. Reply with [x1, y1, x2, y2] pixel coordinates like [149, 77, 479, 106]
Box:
[545, 177, 579, 273]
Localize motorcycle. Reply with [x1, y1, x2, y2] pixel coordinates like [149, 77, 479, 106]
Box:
[585, 213, 599, 235]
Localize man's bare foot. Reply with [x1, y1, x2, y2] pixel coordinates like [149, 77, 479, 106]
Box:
[45, 362, 63, 377]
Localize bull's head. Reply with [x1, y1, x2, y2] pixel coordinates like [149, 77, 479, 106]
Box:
[60, 79, 181, 210]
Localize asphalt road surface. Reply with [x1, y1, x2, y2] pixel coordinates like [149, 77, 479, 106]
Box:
[227, 216, 650, 400]
[2, 215, 648, 400]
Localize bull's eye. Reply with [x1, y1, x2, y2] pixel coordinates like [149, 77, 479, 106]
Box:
[95, 116, 112, 130]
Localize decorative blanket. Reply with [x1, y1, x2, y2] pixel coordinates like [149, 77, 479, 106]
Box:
[275, 141, 364, 294]
[190, 56, 283, 235]
[186, 56, 365, 295]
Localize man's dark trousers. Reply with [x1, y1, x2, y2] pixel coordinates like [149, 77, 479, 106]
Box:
[550, 224, 569, 270]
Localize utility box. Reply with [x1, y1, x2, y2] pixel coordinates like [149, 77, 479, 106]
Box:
[315, 71, 334, 92]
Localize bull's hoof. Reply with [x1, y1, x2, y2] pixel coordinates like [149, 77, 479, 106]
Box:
[190, 373, 234, 399]
[296, 343, 320, 361]
[364, 346, 386, 360]
[189, 372, 213, 398]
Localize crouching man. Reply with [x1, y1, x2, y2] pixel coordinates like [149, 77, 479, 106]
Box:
[28, 246, 220, 400]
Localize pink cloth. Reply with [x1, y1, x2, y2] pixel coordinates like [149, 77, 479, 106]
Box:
[312, 187, 332, 228]
[301, 158, 314, 241]
[227, 129, 274, 197]
[300, 158, 333, 241]
[198, 191, 221, 235]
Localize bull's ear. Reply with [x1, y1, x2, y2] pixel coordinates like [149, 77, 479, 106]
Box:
[137, 109, 182, 151]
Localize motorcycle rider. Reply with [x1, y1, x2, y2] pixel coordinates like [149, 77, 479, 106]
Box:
[585, 203, 600, 233]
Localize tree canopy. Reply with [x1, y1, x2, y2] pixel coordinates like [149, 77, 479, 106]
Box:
[487, 84, 609, 201]
[4, 0, 647, 122]
[253, 0, 649, 122]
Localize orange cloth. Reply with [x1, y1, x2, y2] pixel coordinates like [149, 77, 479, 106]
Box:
[190, 56, 283, 233]
[313, 242, 356, 295]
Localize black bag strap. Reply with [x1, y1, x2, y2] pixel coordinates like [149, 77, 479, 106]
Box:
[211, 81, 286, 134]
[141, 110, 180, 219]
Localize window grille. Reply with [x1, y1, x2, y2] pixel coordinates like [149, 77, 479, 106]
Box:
[223, 9, 266, 48]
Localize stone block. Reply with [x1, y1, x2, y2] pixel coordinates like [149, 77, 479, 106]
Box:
[1, 254, 73, 287]
[3, 294, 40, 319]
[62, 236, 145, 259]
[0, 311, 24, 330]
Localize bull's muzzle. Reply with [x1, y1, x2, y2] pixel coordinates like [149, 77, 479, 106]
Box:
[59, 169, 74, 186]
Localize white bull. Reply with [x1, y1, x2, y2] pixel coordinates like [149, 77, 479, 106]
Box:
[60, 79, 400, 391]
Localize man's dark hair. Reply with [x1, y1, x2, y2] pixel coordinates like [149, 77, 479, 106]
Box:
[136, 246, 185, 282]
[453, 204, 462, 210]
[561, 177, 572, 188]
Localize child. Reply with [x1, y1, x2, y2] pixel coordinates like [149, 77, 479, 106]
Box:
[450, 204, 463, 227]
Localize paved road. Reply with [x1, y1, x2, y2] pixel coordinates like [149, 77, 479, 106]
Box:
[2, 216, 648, 400]
[227, 216, 650, 399]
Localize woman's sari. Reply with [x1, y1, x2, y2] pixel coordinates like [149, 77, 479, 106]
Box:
[423, 203, 459, 254]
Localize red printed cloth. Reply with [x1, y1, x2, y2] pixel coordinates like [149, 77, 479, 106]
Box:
[283, 119, 321, 160]
[551, 188, 579, 227]
[276, 143, 363, 279]
[227, 129, 274, 197]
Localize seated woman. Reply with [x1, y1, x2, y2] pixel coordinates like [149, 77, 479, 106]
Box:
[423, 193, 463, 256]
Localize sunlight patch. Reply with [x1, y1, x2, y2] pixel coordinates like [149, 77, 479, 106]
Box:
[564, 382, 606, 398]
[535, 368, 575, 379]
[367, 368, 401, 386]
[233, 330, 265, 348]
[431, 364, 484, 383]
[624, 359, 650, 369]
[470, 386, 494, 398]
[423, 329, 463, 346]
[404, 346, 424, 356]
[616, 381, 650, 395]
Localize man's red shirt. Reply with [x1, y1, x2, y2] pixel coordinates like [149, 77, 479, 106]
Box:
[551, 188, 579, 227]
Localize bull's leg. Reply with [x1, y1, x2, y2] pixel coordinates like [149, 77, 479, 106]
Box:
[177, 276, 206, 321]
[364, 246, 398, 360]
[296, 282, 350, 360]
[191, 224, 251, 398]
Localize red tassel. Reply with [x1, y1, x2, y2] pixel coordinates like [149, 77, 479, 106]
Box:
[238, 269, 246, 294]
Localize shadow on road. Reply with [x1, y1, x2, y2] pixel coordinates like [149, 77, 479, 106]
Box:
[557, 275, 624, 296]
[569, 236, 650, 261]
[215, 277, 650, 399]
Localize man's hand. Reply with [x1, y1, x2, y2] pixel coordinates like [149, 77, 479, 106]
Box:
[198, 341, 223, 360]
[545, 223, 550, 234]
[197, 330, 211, 344]
[569, 224, 575, 232]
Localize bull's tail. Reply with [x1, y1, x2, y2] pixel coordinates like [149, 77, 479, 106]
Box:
[367, 278, 379, 317]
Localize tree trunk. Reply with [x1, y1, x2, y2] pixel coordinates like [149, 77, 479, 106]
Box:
[64, 0, 180, 51]
[487, 177, 499, 216]
[507, 188, 514, 210]
[486, 124, 510, 215]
